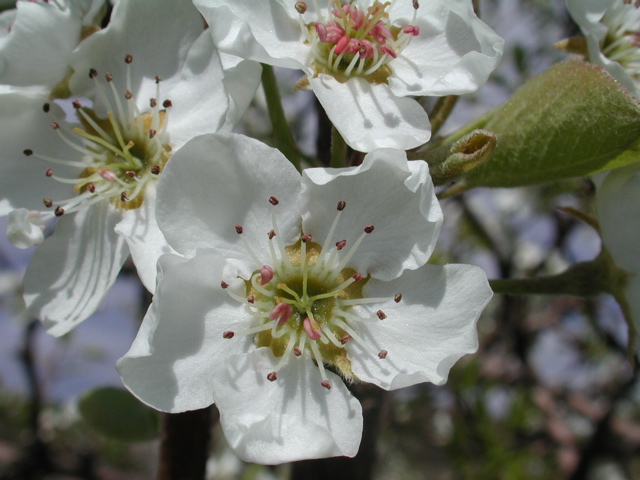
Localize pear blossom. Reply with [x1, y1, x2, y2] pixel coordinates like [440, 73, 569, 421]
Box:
[595, 163, 640, 349]
[0, 0, 105, 91]
[117, 133, 493, 463]
[566, 0, 640, 97]
[0, 0, 261, 336]
[194, 0, 504, 153]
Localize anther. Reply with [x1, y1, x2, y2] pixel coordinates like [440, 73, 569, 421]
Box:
[149, 129, 157, 139]
[222, 331, 235, 339]
[50, 121, 60, 130]
[126, 171, 136, 178]
[99, 170, 118, 182]
[269, 302, 293, 327]
[42, 103, 50, 113]
[87, 184, 96, 193]
[269, 196, 279, 205]
[162, 99, 172, 108]
[295, 1, 307, 14]
[124, 54, 133, 64]
[72, 100, 82, 109]
[294, 348, 302, 357]
[376, 310, 386, 320]
[155, 76, 162, 84]
[321, 380, 332, 390]
[150, 98, 157, 108]
[302, 234, 312, 243]
[247, 295, 255, 304]
[336, 239, 347, 250]
[221, 281, 229, 289]
[45, 168, 53, 177]
[413, 0, 419, 8]
[150, 166, 161, 175]
[364, 224, 375, 233]
[267, 372, 278, 382]
[43, 199, 53, 208]
[340, 334, 351, 345]
[378, 350, 388, 359]
[54, 206, 65, 216]
[268, 229, 276, 239]
[120, 192, 129, 202]
[124, 90, 133, 100]
[394, 293, 402, 303]
[89, 68, 97, 78]
[260, 265, 274, 285]
[105, 72, 113, 82]
[352, 273, 363, 282]
[235, 225, 243, 234]
[23, 149, 33, 156]
[337, 201, 346, 211]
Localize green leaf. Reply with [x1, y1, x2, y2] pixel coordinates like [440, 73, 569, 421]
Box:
[78, 386, 160, 442]
[460, 60, 640, 187]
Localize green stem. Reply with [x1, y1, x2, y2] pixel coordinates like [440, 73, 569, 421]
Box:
[330, 126, 347, 168]
[261, 64, 301, 171]
[429, 95, 459, 138]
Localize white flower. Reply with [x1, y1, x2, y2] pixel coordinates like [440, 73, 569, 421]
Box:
[596, 163, 640, 349]
[194, 0, 504, 152]
[0, 0, 261, 336]
[116, 133, 493, 463]
[567, 0, 640, 97]
[0, 0, 104, 90]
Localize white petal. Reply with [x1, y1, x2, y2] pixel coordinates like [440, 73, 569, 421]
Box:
[7, 208, 44, 248]
[117, 251, 254, 413]
[347, 264, 492, 389]
[156, 133, 302, 277]
[23, 202, 129, 337]
[566, 0, 612, 38]
[387, 0, 504, 97]
[311, 75, 431, 152]
[0, 1, 81, 87]
[195, 0, 309, 70]
[219, 52, 262, 131]
[115, 184, 172, 293]
[213, 348, 362, 464]
[302, 151, 442, 280]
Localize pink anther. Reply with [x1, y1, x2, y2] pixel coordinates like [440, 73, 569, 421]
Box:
[260, 265, 274, 285]
[303, 317, 322, 340]
[269, 303, 293, 327]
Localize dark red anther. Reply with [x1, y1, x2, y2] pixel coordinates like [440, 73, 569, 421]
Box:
[45, 168, 53, 177]
[394, 293, 402, 303]
[126, 171, 136, 178]
[378, 350, 388, 359]
[294, 1, 307, 14]
[337, 201, 346, 211]
[89, 68, 97, 78]
[376, 310, 386, 320]
[42, 103, 50, 113]
[50, 121, 60, 130]
[149, 129, 157, 139]
[87, 183, 96, 193]
[23, 149, 33, 156]
[124, 54, 133, 64]
[340, 334, 351, 345]
[269, 196, 279, 205]
[72, 100, 82, 109]
[105, 72, 113, 82]
[364, 224, 374, 233]
[221, 281, 229, 289]
[335, 239, 346, 250]
[352, 273, 363, 282]
[150, 98, 157, 108]
[43, 199, 53, 208]
[120, 192, 129, 202]
[124, 90, 133, 100]
[162, 99, 172, 108]
[54, 206, 65, 216]
[235, 225, 243, 234]
[321, 380, 331, 390]
[268, 229, 276, 240]
[267, 372, 278, 382]
[294, 348, 302, 357]
[150, 166, 161, 175]
[222, 331, 234, 339]
[155, 75, 162, 84]
[247, 295, 255, 304]
[301, 234, 312, 243]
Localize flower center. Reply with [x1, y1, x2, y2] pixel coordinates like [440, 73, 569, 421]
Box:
[295, 0, 419, 84]
[23, 54, 172, 221]
[222, 198, 400, 390]
[601, 0, 640, 86]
